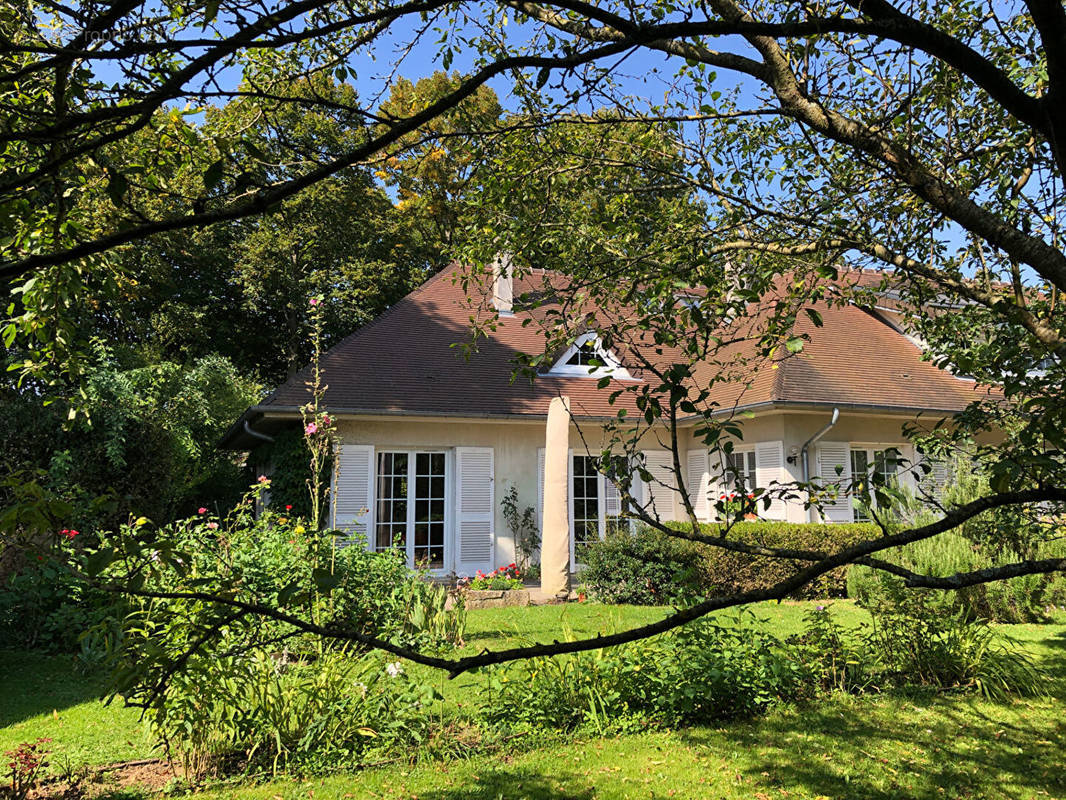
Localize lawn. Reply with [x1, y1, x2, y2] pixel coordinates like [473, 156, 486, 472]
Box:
[3, 600, 1065, 800]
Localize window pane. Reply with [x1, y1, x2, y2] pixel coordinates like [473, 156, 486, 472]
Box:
[375, 452, 409, 552]
[572, 455, 601, 555]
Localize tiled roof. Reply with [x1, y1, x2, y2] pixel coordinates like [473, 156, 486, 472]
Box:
[230, 262, 991, 441]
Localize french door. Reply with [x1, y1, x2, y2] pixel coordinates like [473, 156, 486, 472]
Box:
[570, 454, 630, 567]
[374, 450, 448, 569]
[849, 446, 900, 521]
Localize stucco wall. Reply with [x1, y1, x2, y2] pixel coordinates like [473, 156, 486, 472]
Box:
[337, 407, 949, 568]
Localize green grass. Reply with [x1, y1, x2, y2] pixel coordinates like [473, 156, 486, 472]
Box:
[0, 650, 155, 770]
[4, 601, 1066, 799]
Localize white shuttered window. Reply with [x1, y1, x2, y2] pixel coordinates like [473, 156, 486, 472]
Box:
[454, 447, 495, 574]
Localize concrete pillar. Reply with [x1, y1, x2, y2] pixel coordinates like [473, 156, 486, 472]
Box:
[541, 396, 571, 599]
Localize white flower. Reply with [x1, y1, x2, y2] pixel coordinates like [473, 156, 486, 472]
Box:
[385, 661, 404, 678]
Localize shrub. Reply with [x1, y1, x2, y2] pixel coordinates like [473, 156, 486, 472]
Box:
[580, 528, 703, 605]
[148, 649, 436, 778]
[865, 587, 1047, 699]
[479, 615, 806, 733]
[847, 532, 1066, 623]
[0, 550, 125, 653]
[478, 602, 1046, 737]
[104, 491, 466, 778]
[666, 521, 876, 599]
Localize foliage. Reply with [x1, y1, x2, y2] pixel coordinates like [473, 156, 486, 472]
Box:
[500, 485, 539, 571]
[299, 296, 338, 532]
[104, 491, 464, 776]
[848, 459, 1066, 622]
[865, 588, 1048, 700]
[150, 649, 436, 778]
[0, 551, 123, 653]
[787, 606, 877, 695]
[462, 564, 523, 591]
[479, 615, 808, 734]
[848, 532, 1066, 623]
[0, 349, 260, 533]
[582, 523, 874, 606]
[687, 522, 878, 600]
[4, 738, 50, 800]
[252, 430, 315, 519]
[481, 600, 1047, 737]
[580, 528, 704, 605]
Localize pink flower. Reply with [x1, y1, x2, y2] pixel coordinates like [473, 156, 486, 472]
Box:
[198, 507, 208, 515]
[305, 422, 318, 436]
[59, 528, 78, 539]
[207, 522, 219, 530]
[310, 297, 319, 307]
[258, 475, 269, 483]
[321, 415, 332, 427]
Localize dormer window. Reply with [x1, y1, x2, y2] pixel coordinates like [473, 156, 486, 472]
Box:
[549, 332, 633, 379]
[565, 342, 598, 367]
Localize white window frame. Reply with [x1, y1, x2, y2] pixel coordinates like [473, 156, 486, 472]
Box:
[549, 331, 634, 379]
[848, 443, 905, 522]
[568, 452, 637, 569]
[372, 449, 452, 572]
[723, 446, 758, 496]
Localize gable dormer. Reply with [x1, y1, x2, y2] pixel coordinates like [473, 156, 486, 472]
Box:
[548, 331, 633, 379]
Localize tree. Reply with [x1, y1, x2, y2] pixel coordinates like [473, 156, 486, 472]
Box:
[3, 0, 1066, 677]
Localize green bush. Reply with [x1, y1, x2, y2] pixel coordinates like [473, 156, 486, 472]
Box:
[0, 551, 125, 653]
[847, 532, 1066, 623]
[479, 614, 806, 733]
[864, 587, 1047, 699]
[669, 521, 877, 599]
[107, 490, 466, 777]
[580, 528, 703, 605]
[479, 601, 1047, 737]
[150, 649, 436, 777]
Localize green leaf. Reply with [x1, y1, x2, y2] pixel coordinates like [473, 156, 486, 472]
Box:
[85, 548, 117, 577]
[106, 171, 128, 206]
[203, 158, 225, 190]
[312, 567, 342, 593]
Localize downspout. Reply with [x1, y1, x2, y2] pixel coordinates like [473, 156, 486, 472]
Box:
[243, 420, 275, 443]
[800, 407, 839, 523]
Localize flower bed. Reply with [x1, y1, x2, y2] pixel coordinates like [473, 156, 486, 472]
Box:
[455, 564, 530, 609]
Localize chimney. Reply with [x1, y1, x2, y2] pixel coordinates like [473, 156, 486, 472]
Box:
[492, 253, 514, 315]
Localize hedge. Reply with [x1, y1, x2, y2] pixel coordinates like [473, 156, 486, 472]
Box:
[580, 522, 879, 604]
[668, 521, 880, 599]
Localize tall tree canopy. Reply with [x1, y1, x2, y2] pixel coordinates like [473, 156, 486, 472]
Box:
[2, 0, 1066, 670]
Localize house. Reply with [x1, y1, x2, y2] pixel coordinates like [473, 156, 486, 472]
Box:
[221, 261, 989, 577]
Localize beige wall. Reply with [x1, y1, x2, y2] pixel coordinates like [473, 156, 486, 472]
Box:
[683, 409, 944, 522]
[336, 406, 949, 569]
[336, 415, 693, 570]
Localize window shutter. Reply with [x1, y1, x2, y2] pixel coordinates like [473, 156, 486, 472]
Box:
[754, 441, 787, 520]
[815, 442, 853, 522]
[455, 447, 495, 574]
[685, 449, 709, 521]
[333, 444, 374, 545]
[603, 471, 622, 517]
[641, 450, 678, 522]
[917, 453, 951, 498]
[537, 448, 545, 533]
